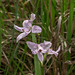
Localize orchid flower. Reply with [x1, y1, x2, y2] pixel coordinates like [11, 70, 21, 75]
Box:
[48, 46, 60, 57]
[26, 41, 52, 63]
[14, 13, 42, 42]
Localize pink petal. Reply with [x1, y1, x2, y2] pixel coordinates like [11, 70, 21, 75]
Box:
[32, 25, 42, 33]
[26, 41, 38, 51]
[32, 50, 38, 54]
[40, 41, 52, 52]
[30, 13, 35, 21]
[22, 20, 28, 27]
[41, 50, 47, 53]
[14, 25, 24, 32]
[44, 41, 52, 47]
[17, 32, 29, 42]
[37, 53, 43, 63]
[22, 20, 32, 32]
[56, 46, 61, 53]
[48, 49, 58, 57]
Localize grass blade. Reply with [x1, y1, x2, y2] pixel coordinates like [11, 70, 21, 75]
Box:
[67, 0, 74, 43]
[66, 0, 74, 61]
[67, 65, 75, 75]
[0, 13, 2, 66]
[67, 0, 74, 73]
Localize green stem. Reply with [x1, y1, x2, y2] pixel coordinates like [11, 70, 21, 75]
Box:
[41, 66, 44, 75]
[32, 33, 41, 75]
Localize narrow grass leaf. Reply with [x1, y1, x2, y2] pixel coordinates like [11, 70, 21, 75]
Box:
[0, 13, 2, 66]
[67, 0, 74, 43]
[67, 65, 75, 75]
[67, 0, 74, 73]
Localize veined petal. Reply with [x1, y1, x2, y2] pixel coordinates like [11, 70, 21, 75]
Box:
[30, 13, 35, 21]
[26, 41, 38, 51]
[14, 25, 24, 32]
[17, 32, 29, 42]
[40, 41, 52, 51]
[22, 20, 29, 27]
[32, 25, 42, 33]
[44, 41, 52, 47]
[32, 50, 38, 54]
[41, 50, 47, 53]
[48, 49, 58, 57]
[22, 20, 32, 32]
[37, 53, 43, 63]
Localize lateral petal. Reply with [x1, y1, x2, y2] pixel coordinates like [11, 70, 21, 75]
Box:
[40, 41, 52, 52]
[32, 25, 42, 33]
[56, 46, 61, 53]
[48, 49, 58, 57]
[26, 41, 38, 51]
[14, 25, 24, 32]
[17, 32, 29, 42]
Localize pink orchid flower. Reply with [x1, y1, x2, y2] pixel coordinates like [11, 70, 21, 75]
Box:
[14, 13, 42, 42]
[26, 41, 52, 63]
[48, 46, 60, 57]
